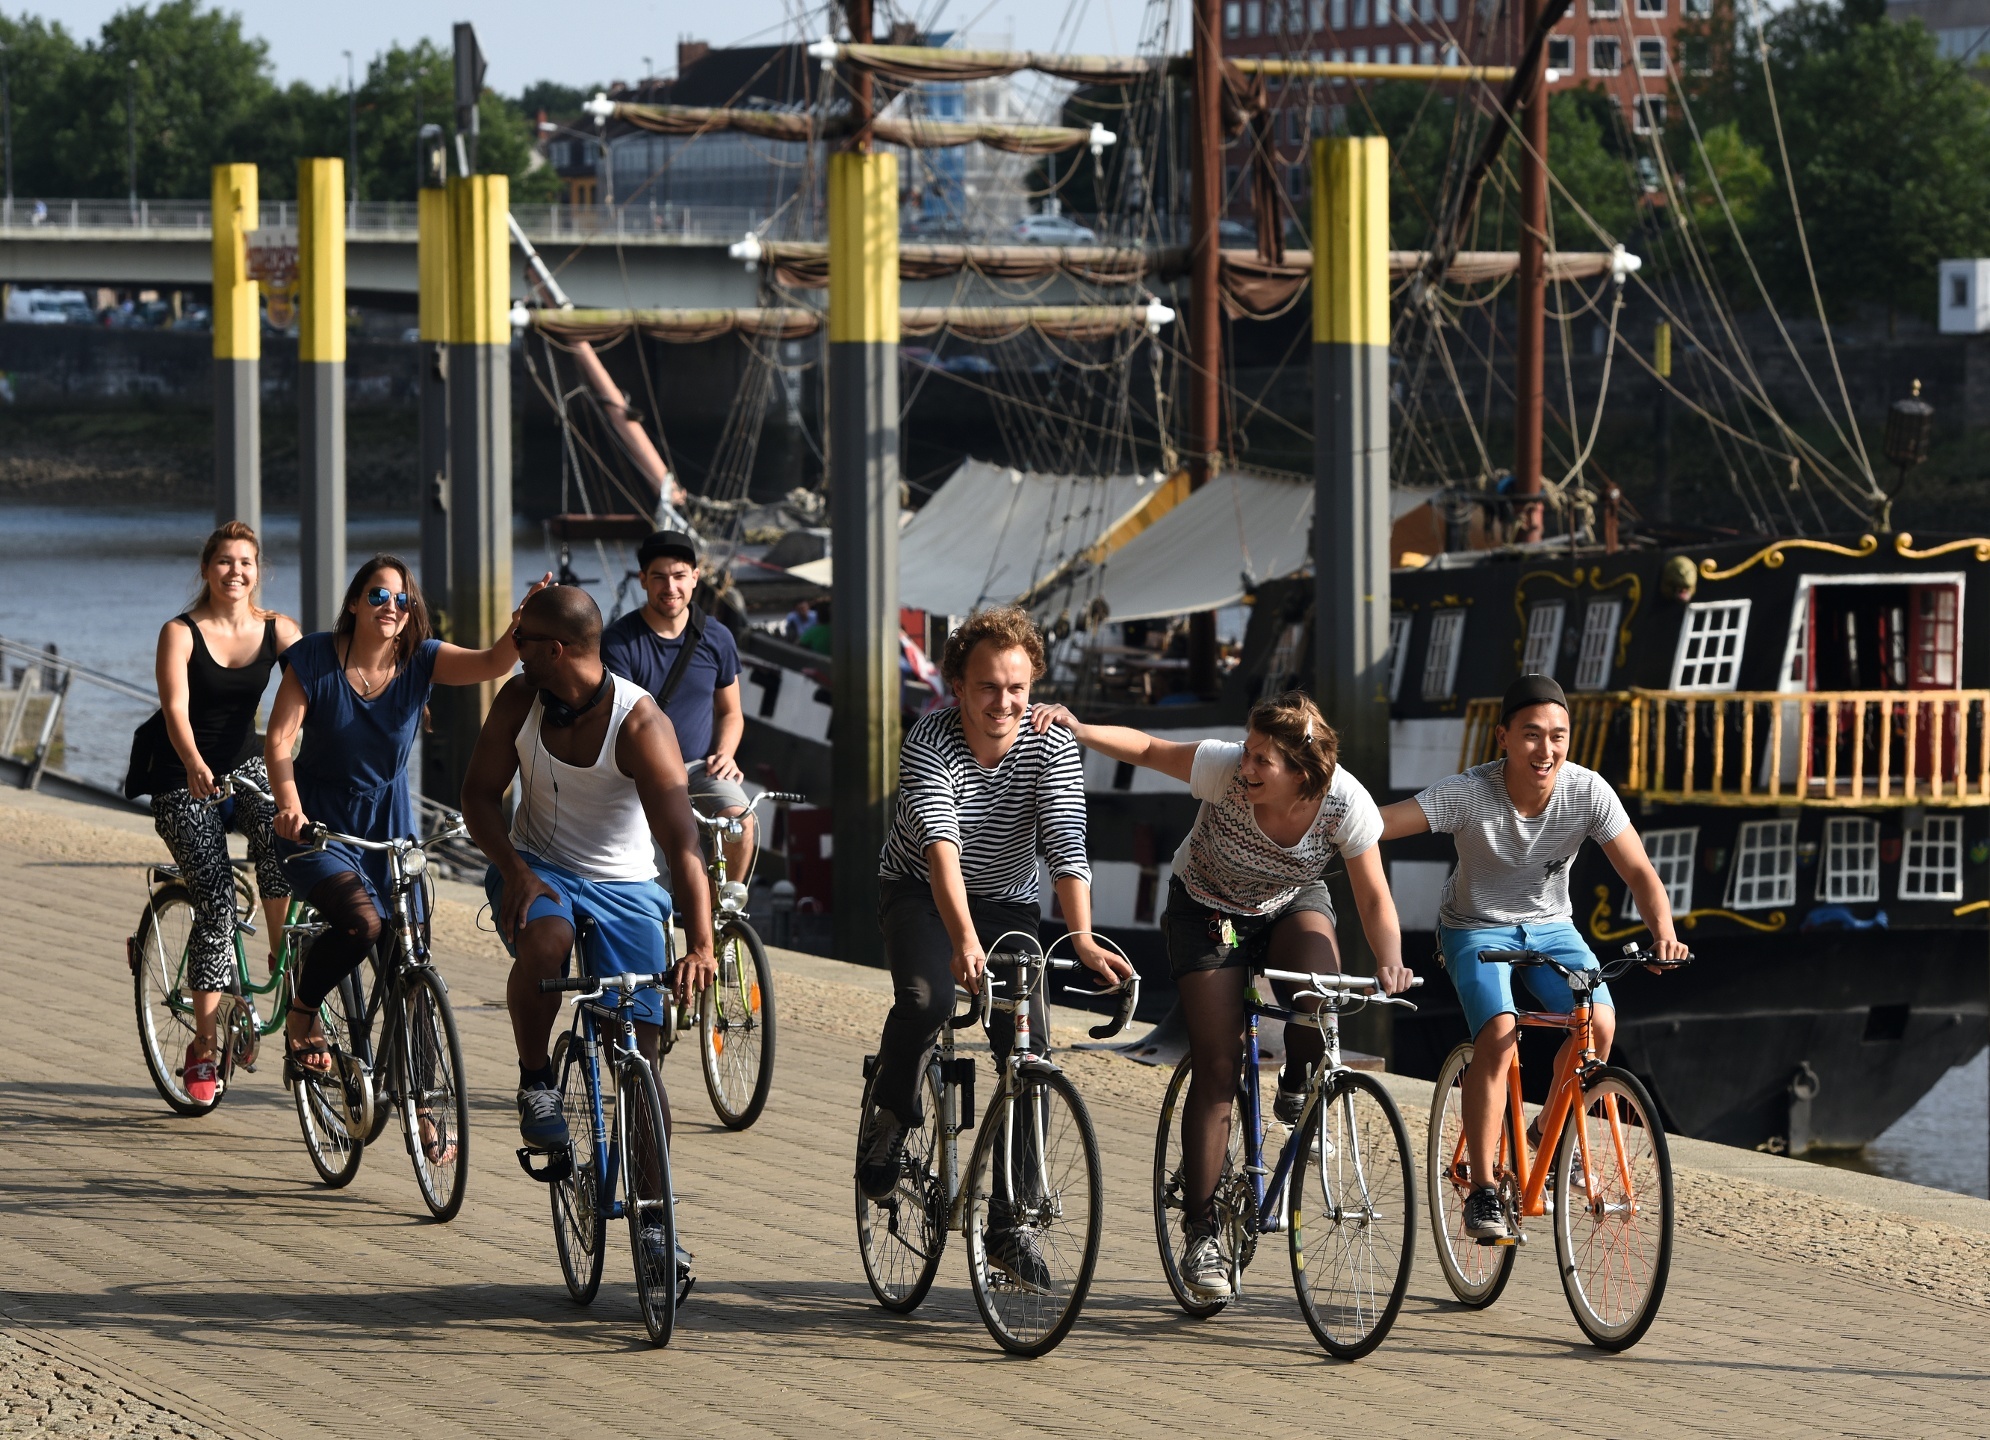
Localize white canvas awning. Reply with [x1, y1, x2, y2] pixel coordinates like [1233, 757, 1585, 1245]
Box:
[1053, 469, 1316, 622]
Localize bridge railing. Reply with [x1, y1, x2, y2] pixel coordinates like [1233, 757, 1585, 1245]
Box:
[0, 197, 773, 244]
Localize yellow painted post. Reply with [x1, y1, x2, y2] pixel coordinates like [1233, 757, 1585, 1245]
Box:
[1654, 318, 1673, 521]
[417, 176, 452, 611]
[211, 163, 260, 530]
[435, 172, 512, 797]
[827, 150, 900, 958]
[1312, 134, 1392, 1057]
[297, 157, 346, 629]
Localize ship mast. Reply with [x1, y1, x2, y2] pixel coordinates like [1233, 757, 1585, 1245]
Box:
[1186, 0, 1223, 692]
[1514, 0, 1548, 543]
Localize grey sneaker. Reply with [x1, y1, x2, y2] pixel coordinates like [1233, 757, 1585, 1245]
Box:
[1180, 1225, 1231, 1301]
[983, 1213, 1052, 1293]
[857, 1108, 909, 1202]
[1463, 1185, 1508, 1242]
[641, 1225, 696, 1306]
[516, 1083, 569, 1152]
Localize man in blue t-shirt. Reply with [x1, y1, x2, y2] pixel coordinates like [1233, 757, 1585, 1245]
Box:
[601, 530, 752, 876]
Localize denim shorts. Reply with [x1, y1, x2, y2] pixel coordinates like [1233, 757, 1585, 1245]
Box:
[484, 854, 676, 1027]
[1438, 920, 1613, 1040]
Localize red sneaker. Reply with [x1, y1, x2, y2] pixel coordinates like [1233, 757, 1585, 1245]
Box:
[184, 1045, 220, 1105]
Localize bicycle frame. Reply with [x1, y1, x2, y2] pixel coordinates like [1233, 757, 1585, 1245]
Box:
[563, 987, 662, 1225]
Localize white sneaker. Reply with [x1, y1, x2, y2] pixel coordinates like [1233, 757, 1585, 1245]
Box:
[1180, 1228, 1231, 1301]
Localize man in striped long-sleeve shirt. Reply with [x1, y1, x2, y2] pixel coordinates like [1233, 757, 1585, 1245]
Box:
[859, 606, 1134, 1287]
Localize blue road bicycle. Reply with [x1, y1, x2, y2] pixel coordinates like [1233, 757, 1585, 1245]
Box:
[520, 918, 686, 1348]
[1152, 968, 1422, 1360]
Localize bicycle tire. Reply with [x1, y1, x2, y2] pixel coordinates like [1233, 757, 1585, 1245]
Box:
[131, 885, 216, 1117]
[1289, 1070, 1416, 1360]
[856, 1064, 947, 1314]
[399, 966, 469, 1222]
[292, 983, 367, 1188]
[551, 1031, 608, 1304]
[1426, 1042, 1517, 1308]
[1552, 1065, 1674, 1351]
[698, 918, 777, 1130]
[963, 1067, 1103, 1357]
[1151, 1054, 1248, 1319]
[618, 1058, 678, 1347]
[351, 949, 394, 1146]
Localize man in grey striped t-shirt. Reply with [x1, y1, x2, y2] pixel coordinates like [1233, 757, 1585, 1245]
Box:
[858, 607, 1132, 1290]
[1381, 674, 1687, 1242]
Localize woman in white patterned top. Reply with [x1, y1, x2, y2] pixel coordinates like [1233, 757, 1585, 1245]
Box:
[1032, 690, 1411, 1302]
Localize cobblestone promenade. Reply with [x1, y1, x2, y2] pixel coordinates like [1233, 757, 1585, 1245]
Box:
[2, 788, 1986, 1439]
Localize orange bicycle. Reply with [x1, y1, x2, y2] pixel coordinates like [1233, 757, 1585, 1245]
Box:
[1426, 942, 1690, 1350]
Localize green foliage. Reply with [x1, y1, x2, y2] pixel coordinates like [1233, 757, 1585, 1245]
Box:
[0, 2, 562, 202]
[518, 81, 598, 118]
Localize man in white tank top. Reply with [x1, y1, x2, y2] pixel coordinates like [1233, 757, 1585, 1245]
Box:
[461, 585, 716, 1168]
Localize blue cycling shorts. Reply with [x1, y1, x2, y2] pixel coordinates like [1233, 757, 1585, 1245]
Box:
[1438, 920, 1613, 1040]
[484, 854, 675, 1027]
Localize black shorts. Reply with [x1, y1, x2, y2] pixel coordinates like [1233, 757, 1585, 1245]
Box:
[1160, 877, 1337, 980]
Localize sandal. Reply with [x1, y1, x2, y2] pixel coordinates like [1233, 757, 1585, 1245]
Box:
[284, 1000, 335, 1080]
[416, 1111, 458, 1166]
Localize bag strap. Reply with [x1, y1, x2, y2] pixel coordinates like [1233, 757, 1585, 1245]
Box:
[654, 607, 707, 709]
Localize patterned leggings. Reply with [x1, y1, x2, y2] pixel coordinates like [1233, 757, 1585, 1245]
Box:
[149, 758, 292, 993]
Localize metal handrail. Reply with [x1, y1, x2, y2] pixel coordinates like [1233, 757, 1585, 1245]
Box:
[0, 636, 153, 704]
[0, 198, 771, 245]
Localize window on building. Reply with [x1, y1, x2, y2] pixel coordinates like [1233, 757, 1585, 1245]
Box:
[1636, 0, 1665, 13]
[1332, 0, 1349, 25]
[1522, 601, 1566, 677]
[1900, 814, 1964, 900]
[1591, 36, 1623, 73]
[1226, 1, 1243, 35]
[1819, 817, 1881, 903]
[1352, 44, 1370, 62]
[1420, 0, 1435, 21]
[1683, 34, 1713, 74]
[1685, 0, 1711, 11]
[1397, 42, 1415, 64]
[1671, 599, 1750, 691]
[1547, 35, 1574, 72]
[1728, 819, 1797, 908]
[1443, 41, 1460, 63]
[1314, 0, 1330, 29]
[1633, 95, 1667, 132]
[1635, 828, 1698, 915]
[1910, 585, 1960, 688]
[1354, 0, 1370, 26]
[1419, 41, 1437, 64]
[1247, 0, 1263, 35]
[1637, 37, 1667, 73]
[1422, 609, 1467, 700]
[1573, 599, 1623, 690]
[1387, 612, 1412, 701]
[1590, 0, 1621, 13]
[1443, 0, 1459, 18]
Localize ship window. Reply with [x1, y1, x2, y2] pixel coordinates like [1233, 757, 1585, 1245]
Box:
[1522, 601, 1565, 677]
[1670, 599, 1750, 691]
[1728, 818, 1796, 908]
[1574, 600, 1622, 690]
[1910, 585, 1959, 688]
[1387, 612, 1412, 701]
[1421, 609, 1466, 700]
[1899, 814, 1964, 901]
[1632, 827, 1698, 915]
[1818, 816, 1880, 903]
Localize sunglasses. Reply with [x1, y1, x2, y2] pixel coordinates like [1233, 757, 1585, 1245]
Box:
[512, 627, 559, 647]
[365, 587, 412, 611]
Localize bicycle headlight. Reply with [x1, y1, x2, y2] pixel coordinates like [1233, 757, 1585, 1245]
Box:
[403, 846, 429, 879]
[718, 880, 749, 914]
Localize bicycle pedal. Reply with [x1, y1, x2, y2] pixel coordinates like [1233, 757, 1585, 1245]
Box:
[515, 1146, 574, 1185]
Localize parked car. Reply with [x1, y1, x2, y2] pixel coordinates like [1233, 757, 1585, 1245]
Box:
[1012, 213, 1097, 245]
[5, 288, 92, 325]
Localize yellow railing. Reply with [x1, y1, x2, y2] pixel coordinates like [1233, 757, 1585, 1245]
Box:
[1457, 690, 1990, 807]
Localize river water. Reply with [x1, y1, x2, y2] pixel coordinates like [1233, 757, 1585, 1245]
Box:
[2, 501, 1986, 1199]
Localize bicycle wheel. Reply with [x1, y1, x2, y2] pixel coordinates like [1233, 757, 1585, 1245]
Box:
[1152, 1054, 1248, 1319]
[399, 967, 469, 1222]
[618, 1059, 678, 1347]
[1426, 1042, 1517, 1308]
[551, 1031, 608, 1304]
[1290, 1071, 1416, 1360]
[963, 1067, 1103, 1357]
[293, 983, 368, 1188]
[351, 949, 394, 1146]
[698, 918, 777, 1130]
[856, 1064, 947, 1313]
[1552, 1066, 1674, 1351]
[131, 885, 215, 1117]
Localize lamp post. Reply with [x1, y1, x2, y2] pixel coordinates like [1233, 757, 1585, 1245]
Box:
[344, 51, 358, 220]
[127, 58, 138, 220]
[2, 42, 12, 225]
[415, 64, 428, 194]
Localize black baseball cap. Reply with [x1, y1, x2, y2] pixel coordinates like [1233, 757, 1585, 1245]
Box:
[1501, 673, 1569, 723]
[637, 530, 698, 569]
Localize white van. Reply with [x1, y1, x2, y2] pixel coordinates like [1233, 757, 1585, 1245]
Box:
[5, 288, 93, 324]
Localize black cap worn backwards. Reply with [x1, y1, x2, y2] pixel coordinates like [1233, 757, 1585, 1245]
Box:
[1501, 673, 1570, 724]
[637, 529, 698, 570]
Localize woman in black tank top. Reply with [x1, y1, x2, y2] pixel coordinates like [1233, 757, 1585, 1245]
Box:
[146, 522, 303, 1103]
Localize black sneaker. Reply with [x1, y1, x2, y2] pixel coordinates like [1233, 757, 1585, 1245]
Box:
[983, 1215, 1052, 1294]
[1272, 1069, 1311, 1127]
[517, 1083, 569, 1152]
[857, 1108, 909, 1201]
[1462, 1185, 1508, 1242]
[641, 1225, 696, 1306]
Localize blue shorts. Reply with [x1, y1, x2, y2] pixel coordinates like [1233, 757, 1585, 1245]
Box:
[1438, 921, 1613, 1040]
[484, 855, 675, 1027]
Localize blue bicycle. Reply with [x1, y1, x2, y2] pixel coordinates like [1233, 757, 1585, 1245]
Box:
[519, 919, 685, 1347]
[1152, 968, 1422, 1360]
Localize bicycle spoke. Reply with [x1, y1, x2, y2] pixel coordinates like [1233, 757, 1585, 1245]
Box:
[1552, 1069, 1674, 1350]
[1291, 1073, 1414, 1360]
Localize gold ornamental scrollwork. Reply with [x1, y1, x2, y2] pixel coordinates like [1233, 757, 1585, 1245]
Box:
[1697, 535, 1878, 583]
[1587, 886, 1787, 941]
[1891, 533, 1990, 563]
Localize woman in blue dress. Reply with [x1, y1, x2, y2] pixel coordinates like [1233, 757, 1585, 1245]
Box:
[267, 553, 549, 1084]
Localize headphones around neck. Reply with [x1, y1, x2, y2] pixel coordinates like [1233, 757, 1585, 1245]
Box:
[540, 671, 612, 729]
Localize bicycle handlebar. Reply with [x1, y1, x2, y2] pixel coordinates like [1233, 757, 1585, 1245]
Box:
[1477, 943, 1693, 982]
[1261, 968, 1424, 1011]
[539, 971, 671, 998]
[205, 774, 275, 807]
